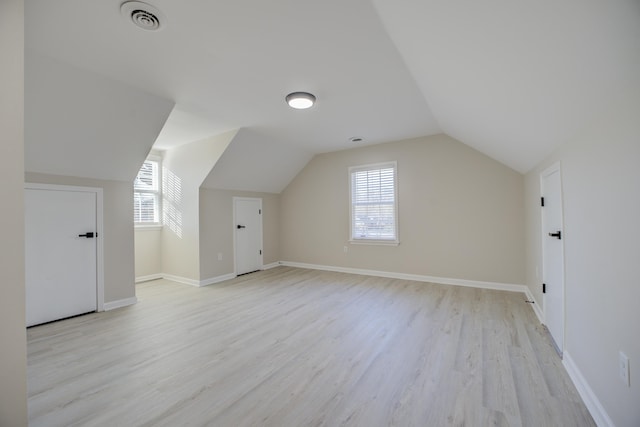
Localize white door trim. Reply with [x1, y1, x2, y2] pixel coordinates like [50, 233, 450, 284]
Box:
[24, 182, 105, 312]
[539, 162, 565, 353]
[233, 197, 263, 275]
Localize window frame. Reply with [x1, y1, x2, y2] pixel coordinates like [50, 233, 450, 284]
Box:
[134, 155, 162, 228]
[348, 161, 399, 245]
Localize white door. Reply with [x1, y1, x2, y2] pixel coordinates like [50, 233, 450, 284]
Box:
[541, 164, 565, 353]
[25, 187, 98, 327]
[234, 198, 263, 275]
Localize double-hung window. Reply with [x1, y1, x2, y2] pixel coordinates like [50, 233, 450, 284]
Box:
[134, 157, 161, 225]
[349, 161, 398, 244]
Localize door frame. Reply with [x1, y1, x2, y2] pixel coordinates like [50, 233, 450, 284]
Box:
[232, 197, 263, 275]
[539, 162, 565, 353]
[24, 182, 105, 312]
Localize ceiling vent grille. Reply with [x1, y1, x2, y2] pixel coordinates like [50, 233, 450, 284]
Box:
[121, 1, 165, 31]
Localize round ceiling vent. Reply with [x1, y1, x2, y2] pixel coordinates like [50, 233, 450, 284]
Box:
[121, 1, 165, 31]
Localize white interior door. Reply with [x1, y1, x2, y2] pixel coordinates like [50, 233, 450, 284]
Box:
[25, 187, 98, 327]
[234, 198, 263, 275]
[541, 164, 565, 353]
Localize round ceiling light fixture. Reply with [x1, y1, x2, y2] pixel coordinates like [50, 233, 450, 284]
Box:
[121, 1, 165, 31]
[285, 92, 316, 109]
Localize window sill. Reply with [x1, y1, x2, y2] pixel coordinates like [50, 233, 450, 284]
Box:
[349, 240, 399, 246]
[135, 224, 163, 231]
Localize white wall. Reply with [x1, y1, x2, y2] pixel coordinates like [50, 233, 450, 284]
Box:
[134, 228, 162, 280]
[280, 134, 525, 285]
[25, 173, 137, 304]
[0, 0, 27, 424]
[525, 91, 640, 427]
[199, 188, 280, 280]
[160, 131, 236, 281]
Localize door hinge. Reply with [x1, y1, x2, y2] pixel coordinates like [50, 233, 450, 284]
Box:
[259, 209, 261, 214]
[541, 197, 545, 207]
[259, 250, 262, 255]
[542, 283, 546, 294]
[548, 231, 562, 240]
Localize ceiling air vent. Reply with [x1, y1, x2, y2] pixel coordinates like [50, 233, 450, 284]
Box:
[121, 1, 165, 31]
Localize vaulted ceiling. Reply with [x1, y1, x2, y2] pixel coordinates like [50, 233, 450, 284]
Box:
[25, 0, 640, 190]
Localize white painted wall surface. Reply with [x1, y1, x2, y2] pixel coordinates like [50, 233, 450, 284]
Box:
[280, 134, 525, 285]
[134, 228, 162, 280]
[25, 174, 136, 304]
[161, 131, 236, 281]
[0, 0, 27, 424]
[525, 91, 640, 427]
[199, 188, 280, 280]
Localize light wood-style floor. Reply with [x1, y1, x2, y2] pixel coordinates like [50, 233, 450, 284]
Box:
[28, 267, 594, 426]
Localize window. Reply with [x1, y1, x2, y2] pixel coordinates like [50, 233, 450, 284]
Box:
[349, 161, 398, 243]
[134, 158, 161, 225]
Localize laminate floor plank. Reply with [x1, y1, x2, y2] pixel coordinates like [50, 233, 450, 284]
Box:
[27, 267, 595, 426]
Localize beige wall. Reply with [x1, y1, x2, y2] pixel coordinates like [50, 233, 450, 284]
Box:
[199, 188, 280, 279]
[280, 134, 525, 284]
[0, 0, 27, 424]
[161, 132, 235, 281]
[25, 173, 136, 303]
[134, 228, 162, 279]
[524, 92, 640, 427]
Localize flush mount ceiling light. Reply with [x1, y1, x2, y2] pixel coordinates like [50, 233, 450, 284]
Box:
[121, 1, 165, 31]
[286, 92, 316, 109]
[349, 136, 364, 143]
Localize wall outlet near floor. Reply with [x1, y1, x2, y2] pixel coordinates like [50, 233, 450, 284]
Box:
[218, 253, 223, 261]
[343, 246, 348, 253]
[619, 351, 630, 386]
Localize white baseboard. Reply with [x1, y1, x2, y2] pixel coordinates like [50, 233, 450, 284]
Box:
[161, 273, 201, 287]
[563, 352, 614, 427]
[104, 296, 138, 311]
[280, 261, 526, 293]
[162, 273, 236, 287]
[524, 288, 544, 324]
[262, 262, 280, 270]
[135, 273, 163, 283]
[199, 273, 236, 287]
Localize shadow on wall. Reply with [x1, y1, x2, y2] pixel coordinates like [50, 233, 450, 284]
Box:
[163, 167, 183, 238]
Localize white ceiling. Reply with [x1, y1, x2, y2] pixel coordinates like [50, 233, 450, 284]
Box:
[25, 53, 173, 182]
[201, 128, 314, 194]
[25, 0, 640, 188]
[372, 0, 640, 173]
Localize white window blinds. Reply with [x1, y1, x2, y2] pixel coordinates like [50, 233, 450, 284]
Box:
[349, 162, 398, 242]
[134, 159, 160, 224]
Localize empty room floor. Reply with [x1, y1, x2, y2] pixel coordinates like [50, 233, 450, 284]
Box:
[27, 267, 594, 426]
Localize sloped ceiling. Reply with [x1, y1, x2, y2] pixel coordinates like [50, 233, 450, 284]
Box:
[201, 129, 314, 194]
[25, 52, 174, 182]
[372, 0, 640, 172]
[25, 0, 438, 190]
[25, 0, 640, 188]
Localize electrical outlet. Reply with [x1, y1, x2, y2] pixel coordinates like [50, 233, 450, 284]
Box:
[619, 351, 630, 387]
[217, 253, 223, 261]
[343, 246, 348, 253]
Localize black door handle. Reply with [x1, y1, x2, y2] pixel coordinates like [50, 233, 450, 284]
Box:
[78, 232, 96, 238]
[237, 225, 246, 229]
[548, 231, 561, 240]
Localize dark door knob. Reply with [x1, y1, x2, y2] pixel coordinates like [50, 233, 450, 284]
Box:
[78, 232, 95, 238]
[548, 231, 561, 240]
[237, 225, 246, 229]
